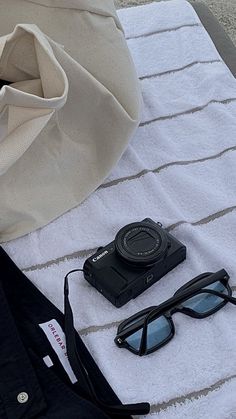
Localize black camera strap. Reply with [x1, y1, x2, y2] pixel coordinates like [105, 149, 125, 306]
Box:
[64, 269, 150, 417]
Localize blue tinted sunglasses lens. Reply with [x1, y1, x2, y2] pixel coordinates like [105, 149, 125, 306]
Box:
[126, 315, 172, 352]
[182, 281, 228, 314]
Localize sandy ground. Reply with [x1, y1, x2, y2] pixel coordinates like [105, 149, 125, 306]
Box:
[115, 0, 236, 46]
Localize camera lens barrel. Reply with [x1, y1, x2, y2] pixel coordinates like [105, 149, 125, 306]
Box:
[115, 221, 168, 267]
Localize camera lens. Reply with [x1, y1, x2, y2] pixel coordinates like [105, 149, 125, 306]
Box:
[115, 221, 168, 267]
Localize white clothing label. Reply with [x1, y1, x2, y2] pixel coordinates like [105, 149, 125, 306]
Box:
[39, 319, 77, 384]
[43, 355, 54, 368]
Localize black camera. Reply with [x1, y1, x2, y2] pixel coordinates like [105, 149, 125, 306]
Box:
[83, 219, 186, 307]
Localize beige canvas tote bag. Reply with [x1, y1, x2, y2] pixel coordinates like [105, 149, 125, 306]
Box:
[0, 0, 141, 243]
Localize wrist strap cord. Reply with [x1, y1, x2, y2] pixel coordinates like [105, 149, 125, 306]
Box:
[64, 269, 150, 417]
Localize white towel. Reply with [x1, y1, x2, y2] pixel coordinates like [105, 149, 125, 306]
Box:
[2, 0, 236, 417]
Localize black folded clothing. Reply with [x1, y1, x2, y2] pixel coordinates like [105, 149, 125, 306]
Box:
[0, 247, 146, 419]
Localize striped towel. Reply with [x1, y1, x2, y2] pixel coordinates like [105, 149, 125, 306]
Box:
[3, 0, 236, 417]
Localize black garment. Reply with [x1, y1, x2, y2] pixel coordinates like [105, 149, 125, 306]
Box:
[0, 247, 132, 419]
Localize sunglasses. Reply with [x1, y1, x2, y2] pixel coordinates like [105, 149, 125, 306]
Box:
[115, 269, 236, 356]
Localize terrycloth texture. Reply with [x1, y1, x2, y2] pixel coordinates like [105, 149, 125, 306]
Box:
[2, 0, 236, 417]
[0, 0, 141, 242]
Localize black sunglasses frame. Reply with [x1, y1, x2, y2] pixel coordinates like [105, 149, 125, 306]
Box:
[115, 269, 234, 356]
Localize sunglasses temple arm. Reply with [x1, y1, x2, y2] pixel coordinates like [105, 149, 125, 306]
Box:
[139, 308, 158, 356]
